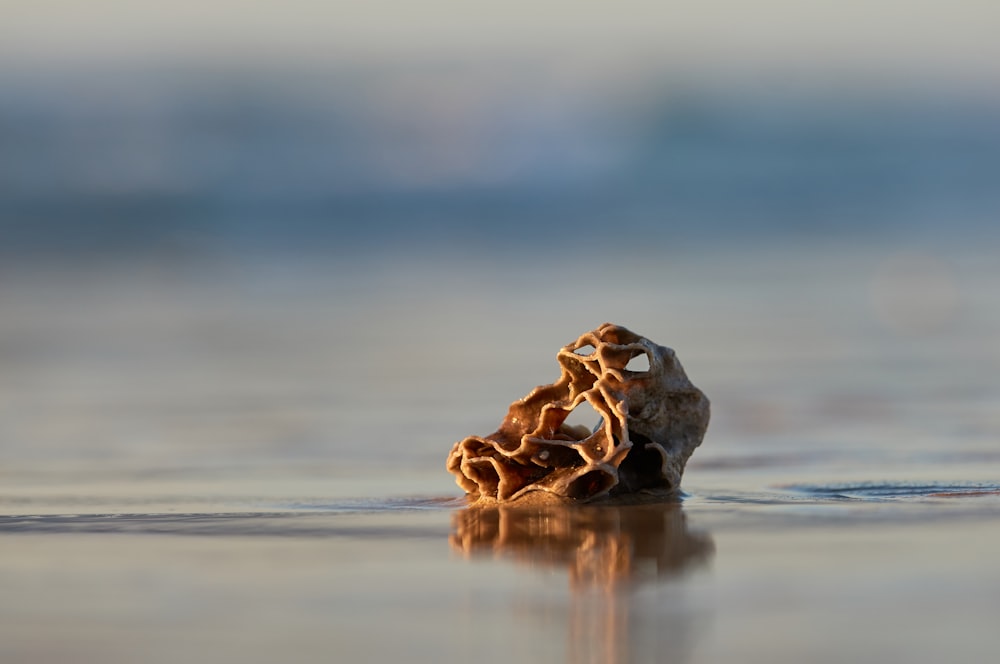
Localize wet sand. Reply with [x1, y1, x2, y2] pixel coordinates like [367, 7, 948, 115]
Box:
[2, 464, 999, 664]
[2, 246, 1000, 663]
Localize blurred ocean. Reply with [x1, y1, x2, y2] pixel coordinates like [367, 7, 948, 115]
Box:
[2, 68, 999, 260]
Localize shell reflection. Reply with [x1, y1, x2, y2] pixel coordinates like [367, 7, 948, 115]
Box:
[451, 501, 713, 589]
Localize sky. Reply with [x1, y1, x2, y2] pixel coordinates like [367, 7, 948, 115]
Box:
[2, 1, 999, 87]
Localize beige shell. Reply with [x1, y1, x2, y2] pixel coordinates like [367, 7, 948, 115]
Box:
[446, 323, 710, 502]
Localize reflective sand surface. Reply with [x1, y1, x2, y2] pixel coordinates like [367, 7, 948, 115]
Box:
[2, 245, 1000, 663]
[2, 470, 999, 664]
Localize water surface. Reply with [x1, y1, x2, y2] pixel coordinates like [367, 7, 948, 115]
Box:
[2, 245, 1000, 663]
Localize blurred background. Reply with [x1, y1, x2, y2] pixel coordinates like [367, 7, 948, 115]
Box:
[2, 0, 999, 486]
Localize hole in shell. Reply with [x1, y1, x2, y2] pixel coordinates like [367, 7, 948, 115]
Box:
[467, 461, 500, 494]
[572, 344, 596, 356]
[559, 400, 601, 440]
[625, 353, 650, 373]
[531, 445, 583, 468]
[612, 438, 669, 495]
[566, 469, 615, 499]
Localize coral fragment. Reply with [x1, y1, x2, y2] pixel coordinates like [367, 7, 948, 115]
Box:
[447, 323, 709, 502]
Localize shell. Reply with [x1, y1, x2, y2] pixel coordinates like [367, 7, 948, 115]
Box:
[446, 323, 710, 502]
